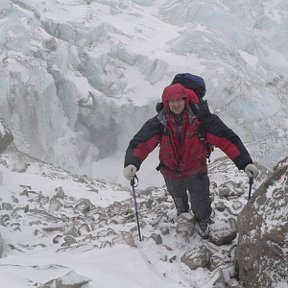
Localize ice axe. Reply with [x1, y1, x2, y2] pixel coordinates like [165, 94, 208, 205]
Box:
[130, 175, 142, 241]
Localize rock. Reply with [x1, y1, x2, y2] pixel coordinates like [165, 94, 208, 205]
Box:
[64, 225, 78, 238]
[100, 241, 112, 249]
[24, 204, 29, 213]
[39, 271, 91, 288]
[231, 200, 243, 211]
[62, 236, 77, 246]
[55, 186, 65, 199]
[211, 270, 226, 288]
[218, 181, 245, 198]
[2, 202, 13, 210]
[145, 198, 153, 209]
[181, 245, 212, 270]
[11, 196, 19, 203]
[214, 201, 226, 212]
[112, 231, 135, 247]
[43, 225, 65, 233]
[149, 233, 162, 245]
[169, 255, 177, 263]
[209, 218, 237, 246]
[218, 187, 230, 198]
[11, 210, 22, 220]
[49, 197, 62, 212]
[159, 224, 170, 235]
[150, 217, 161, 227]
[97, 228, 117, 238]
[106, 201, 123, 217]
[236, 161, 288, 288]
[74, 199, 95, 214]
[209, 253, 229, 271]
[227, 278, 243, 288]
[53, 235, 63, 244]
[0, 214, 10, 225]
[221, 264, 236, 284]
[12, 163, 30, 173]
[77, 223, 91, 235]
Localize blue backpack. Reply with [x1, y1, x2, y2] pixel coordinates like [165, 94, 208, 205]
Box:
[171, 73, 206, 99]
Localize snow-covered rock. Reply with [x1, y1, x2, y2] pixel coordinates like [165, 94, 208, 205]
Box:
[39, 271, 91, 288]
[236, 157, 288, 288]
[181, 244, 212, 270]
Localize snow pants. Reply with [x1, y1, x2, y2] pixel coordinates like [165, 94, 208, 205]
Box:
[164, 173, 211, 221]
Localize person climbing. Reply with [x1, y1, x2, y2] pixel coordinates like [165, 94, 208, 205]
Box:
[123, 74, 258, 239]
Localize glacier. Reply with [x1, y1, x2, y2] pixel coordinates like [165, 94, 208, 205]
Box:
[0, 0, 288, 179]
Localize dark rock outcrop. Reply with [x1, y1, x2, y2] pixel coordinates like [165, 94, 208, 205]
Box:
[236, 159, 288, 288]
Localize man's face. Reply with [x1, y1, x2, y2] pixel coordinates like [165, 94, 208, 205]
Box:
[168, 98, 185, 115]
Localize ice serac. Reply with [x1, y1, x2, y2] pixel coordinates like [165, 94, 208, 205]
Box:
[236, 157, 288, 288]
[0, 115, 14, 154]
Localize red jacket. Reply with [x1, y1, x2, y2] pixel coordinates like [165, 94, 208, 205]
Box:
[124, 84, 252, 179]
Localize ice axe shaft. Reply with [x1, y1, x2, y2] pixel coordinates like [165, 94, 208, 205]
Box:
[130, 175, 142, 241]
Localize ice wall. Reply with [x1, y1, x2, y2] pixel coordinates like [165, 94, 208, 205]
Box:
[0, 0, 288, 175]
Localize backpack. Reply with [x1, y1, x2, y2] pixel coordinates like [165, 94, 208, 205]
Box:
[171, 73, 206, 98]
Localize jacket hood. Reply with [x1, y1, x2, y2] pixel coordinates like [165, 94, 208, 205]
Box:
[161, 83, 200, 107]
[162, 83, 199, 105]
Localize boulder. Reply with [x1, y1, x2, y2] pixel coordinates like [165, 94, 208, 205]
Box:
[209, 218, 237, 246]
[39, 271, 91, 288]
[181, 244, 212, 270]
[236, 160, 288, 288]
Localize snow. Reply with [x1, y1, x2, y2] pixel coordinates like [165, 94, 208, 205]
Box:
[1, 160, 170, 288]
[0, 0, 288, 286]
[0, 149, 266, 288]
[238, 50, 259, 69]
[0, 246, 182, 288]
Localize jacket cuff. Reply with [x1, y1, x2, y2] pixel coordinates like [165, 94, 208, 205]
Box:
[124, 158, 141, 171]
[233, 155, 253, 170]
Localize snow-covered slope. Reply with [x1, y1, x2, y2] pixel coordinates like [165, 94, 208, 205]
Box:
[0, 150, 268, 288]
[1, 0, 288, 177]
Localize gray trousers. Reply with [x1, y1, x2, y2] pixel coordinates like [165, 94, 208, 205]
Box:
[164, 173, 211, 220]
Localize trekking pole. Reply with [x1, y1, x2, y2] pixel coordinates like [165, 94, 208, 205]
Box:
[130, 175, 142, 241]
[248, 177, 253, 200]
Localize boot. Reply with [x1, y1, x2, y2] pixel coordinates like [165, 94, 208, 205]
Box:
[195, 218, 210, 239]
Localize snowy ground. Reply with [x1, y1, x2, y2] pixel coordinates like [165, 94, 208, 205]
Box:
[0, 150, 266, 288]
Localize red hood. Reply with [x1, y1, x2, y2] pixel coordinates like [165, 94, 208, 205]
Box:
[161, 83, 199, 107]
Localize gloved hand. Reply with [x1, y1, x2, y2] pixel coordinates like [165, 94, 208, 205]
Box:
[244, 164, 259, 178]
[123, 164, 137, 181]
